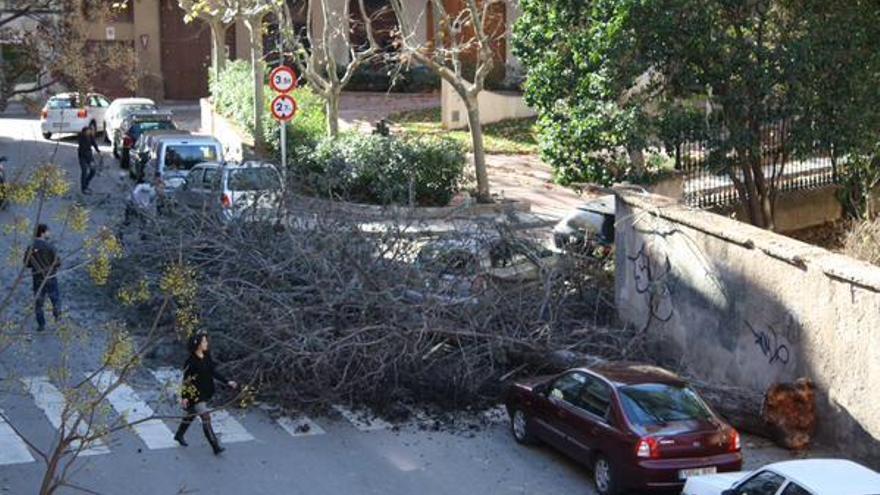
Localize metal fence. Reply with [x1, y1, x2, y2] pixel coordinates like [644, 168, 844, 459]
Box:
[674, 121, 838, 208]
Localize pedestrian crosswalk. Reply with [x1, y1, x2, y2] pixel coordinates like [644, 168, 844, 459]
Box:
[0, 369, 507, 467]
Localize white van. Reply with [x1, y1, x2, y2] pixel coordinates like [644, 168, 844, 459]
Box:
[144, 135, 223, 191]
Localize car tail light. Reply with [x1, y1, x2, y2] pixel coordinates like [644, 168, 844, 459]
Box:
[636, 437, 660, 459]
[728, 429, 741, 452]
[221, 193, 232, 208]
[40, 109, 48, 120]
[123, 135, 133, 148]
[77, 108, 88, 119]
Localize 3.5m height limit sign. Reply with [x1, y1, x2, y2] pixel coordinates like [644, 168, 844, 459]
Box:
[269, 65, 298, 178]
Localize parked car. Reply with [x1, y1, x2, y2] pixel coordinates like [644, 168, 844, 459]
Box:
[104, 97, 156, 145]
[129, 129, 192, 180]
[114, 110, 175, 169]
[505, 363, 743, 495]
[175, 161, 283, 222]
[683, 459, 880, 495]
[40, 93, 110, 139]
[553, 194, 615, 256]
[410, 236, 557, 304]
[142, 134, 223, 192]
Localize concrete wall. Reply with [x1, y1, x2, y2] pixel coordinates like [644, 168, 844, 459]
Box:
[200, 98, 251, 161]
[713, 186, 844, 233]
[615, 189, 880, 461]
[440, 79, 535, 129]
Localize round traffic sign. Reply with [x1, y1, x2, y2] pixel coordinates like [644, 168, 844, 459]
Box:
[271, 94, 297, 122]
[269, 65, 298, 94]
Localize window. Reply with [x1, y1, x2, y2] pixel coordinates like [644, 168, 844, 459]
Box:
[549, 372, 587, 406]
[162, 145, 217, 171]
[48, 96, 79, 109]
[781, 483, 812, 495]
[618, 383, 713, 427]
[203, 168, 220, 188]
[575, 376, 612, 420]
[130, 121, 175, 142]
[733, 471, 785, 495]
[228, 168, 281, 191]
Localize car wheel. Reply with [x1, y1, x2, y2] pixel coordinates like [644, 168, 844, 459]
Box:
[103, 124, 109, 143]
[509, 408, 539, 445]
[593, 455, 619, 495]
[42, 132, 52, 140]
[113, 144, 119, 160]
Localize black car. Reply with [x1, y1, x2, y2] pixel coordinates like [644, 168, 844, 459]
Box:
[114, 110, 176, 170]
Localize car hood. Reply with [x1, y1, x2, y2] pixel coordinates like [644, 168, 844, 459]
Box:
[683, 471, 748, 495]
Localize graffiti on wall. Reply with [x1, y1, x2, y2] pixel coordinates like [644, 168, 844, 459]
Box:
[745, 321, 791, 366]
[627, 242, 675, 331]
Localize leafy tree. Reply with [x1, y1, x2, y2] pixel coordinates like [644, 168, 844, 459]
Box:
[514, 0, 880, 229]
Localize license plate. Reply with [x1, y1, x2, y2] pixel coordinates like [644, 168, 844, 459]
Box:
[52, 123, 64, 128]
[679, 467, 717, 480]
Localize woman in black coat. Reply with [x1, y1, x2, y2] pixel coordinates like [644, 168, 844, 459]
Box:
[173, 332, 238, 454]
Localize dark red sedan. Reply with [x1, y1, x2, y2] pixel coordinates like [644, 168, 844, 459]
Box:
[505, 362, 742, 494]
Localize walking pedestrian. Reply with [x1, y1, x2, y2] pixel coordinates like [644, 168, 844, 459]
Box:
[23, 223, 61, 332]
[174, 332, 238, 455]
[77, 126, 100, 194]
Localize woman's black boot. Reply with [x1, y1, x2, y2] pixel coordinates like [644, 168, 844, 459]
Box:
[174, 420, 190, 447]
[203, 422, 225, 455]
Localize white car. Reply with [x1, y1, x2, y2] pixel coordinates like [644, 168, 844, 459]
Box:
[40, 93, 110, 139]
[683, 459, 880, 495]
[103, 97, 156, 146]
[176, 161, 283, 222]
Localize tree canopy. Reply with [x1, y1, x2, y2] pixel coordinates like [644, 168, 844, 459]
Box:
[514, 0, 880, 228]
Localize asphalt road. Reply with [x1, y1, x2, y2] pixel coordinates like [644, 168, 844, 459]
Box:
[0, 113, 814, 495]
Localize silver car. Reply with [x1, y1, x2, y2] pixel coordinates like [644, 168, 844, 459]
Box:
[177, 161, 283, 222]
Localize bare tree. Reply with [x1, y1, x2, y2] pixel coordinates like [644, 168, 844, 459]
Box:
[0, 0, 136, 109]
[389, 0, 506, 202]
[280, 0, 381, 136]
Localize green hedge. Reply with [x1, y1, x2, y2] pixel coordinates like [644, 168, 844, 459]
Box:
[210, 60, 326, 161]
[302, 133, 466, 207]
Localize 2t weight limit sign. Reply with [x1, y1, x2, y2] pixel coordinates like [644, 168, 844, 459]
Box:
[271, 95, 298, 122]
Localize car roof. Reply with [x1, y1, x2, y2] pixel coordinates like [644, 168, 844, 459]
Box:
[158, 135, 220, 145]
[125, 110, 173, 122]
[582, 362, 687, 387]
[767, 459, 880, 494]
[112, 98, 155, 105]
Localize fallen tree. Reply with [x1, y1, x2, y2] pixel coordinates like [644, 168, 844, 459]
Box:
[111, 203, 624, 412]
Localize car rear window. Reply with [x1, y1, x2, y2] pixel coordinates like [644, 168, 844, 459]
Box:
[122, 104, 156, 114]
[228, 168, 280, 191]
[47, 97, 79, 109]
[131, 121, 175, 141]
[163, 145, 218, 171]
[619, 384, 713, 426]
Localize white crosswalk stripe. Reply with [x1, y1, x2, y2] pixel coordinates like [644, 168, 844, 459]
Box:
[21, 376, 110, 456]
[150, 367, 254, 444]
[333, 405, 392, 432]
[87, 371, 178, 450]
[0, 409, 35, 465]
[276, 415, 326, 438]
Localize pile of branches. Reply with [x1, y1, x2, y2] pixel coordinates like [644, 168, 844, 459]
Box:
[114, 206, 635, 412]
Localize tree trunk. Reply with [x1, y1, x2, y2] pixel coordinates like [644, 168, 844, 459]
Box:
[209, 20, 228, 82]
[464, 97, 490, 202]
[326, 90, 340, 137]
[245, 16, 265, 154]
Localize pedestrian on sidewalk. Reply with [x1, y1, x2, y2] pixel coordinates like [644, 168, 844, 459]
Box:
[174, 332, 238, 455]
[77, 126, 100, 194]
[23, 223, 61, 332]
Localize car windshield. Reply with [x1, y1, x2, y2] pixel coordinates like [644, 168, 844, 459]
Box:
[47, 97, 79, 109]
[228, 168, 280, 191]
[163, 145, 217, 171]
[619, 384, 714, 426]
[122, 104, 156, 114]
[131, 121, 175, 141]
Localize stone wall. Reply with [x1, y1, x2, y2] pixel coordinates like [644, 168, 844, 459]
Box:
[615, 188, 880, 461]
[200, 98, 251, 162]
[441, 80, 537, 130]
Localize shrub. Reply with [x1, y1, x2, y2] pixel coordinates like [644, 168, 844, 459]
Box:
[300, 133, 466, 207]
[210, 60, 326, 163]
[844, 218, 880, 266]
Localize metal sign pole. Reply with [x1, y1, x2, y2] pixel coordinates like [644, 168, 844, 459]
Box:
[281, 121, 287, 184]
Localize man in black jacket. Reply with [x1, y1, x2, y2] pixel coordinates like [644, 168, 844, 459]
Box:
[23, 224, 61, 332]
[78, 126, 100, 194]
